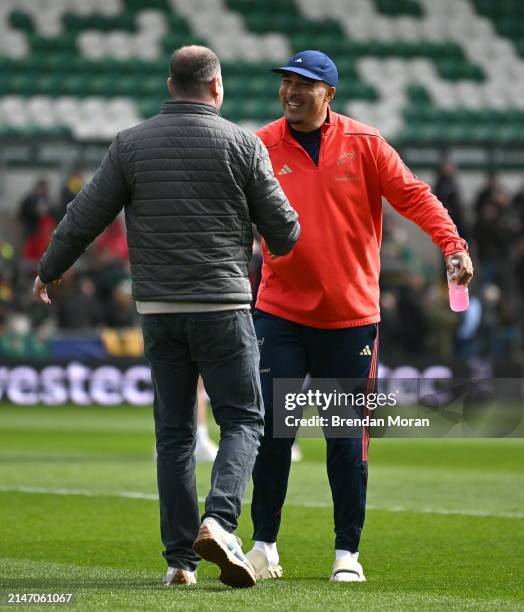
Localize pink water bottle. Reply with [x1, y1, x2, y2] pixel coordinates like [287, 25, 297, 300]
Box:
[447, 258, 469, 312]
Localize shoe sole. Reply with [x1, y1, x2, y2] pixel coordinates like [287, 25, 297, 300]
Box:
[164, 569, 196, 586]
[330, 570, 366, 582]
[330, 574, 366, 582]
[193, 525, 256, 588]
[255, 565, 283, 580]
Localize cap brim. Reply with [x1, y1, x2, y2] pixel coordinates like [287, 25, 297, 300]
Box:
[271, 66, 330, 85]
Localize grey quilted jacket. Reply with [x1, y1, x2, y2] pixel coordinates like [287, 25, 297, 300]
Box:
[38, 101, 300, 303]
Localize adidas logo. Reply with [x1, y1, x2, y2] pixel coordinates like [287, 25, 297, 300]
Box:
[360, 345, 372, 356]
[278, 164, 293, 175]
[294, 58, 303, 63]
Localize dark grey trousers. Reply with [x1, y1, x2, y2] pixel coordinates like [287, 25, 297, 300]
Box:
[141, 310, 264, 572]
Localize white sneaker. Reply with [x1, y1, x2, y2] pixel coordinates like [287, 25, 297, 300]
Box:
[163, 567, 197, 586]
[330, 557, 366, 582]
[291, 443, 303, 462]
[193, 518, 256, 588]
[195, 437, 218, 462]
[246, 548, 283, 580]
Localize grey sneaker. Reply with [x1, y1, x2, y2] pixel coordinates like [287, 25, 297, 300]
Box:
[163, 567, 197, 586]
[246, 548, 283, 580]
[193, 518, 256, 588]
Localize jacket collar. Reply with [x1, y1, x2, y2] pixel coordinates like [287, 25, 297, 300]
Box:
[160, 100, 220, 116]
[281, 107, 336, 145]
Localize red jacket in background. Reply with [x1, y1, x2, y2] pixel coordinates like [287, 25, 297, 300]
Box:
[256, 111, 467, 329]
[23, 215, 56, 262]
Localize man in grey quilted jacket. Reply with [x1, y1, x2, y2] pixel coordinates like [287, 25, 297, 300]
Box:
[33, 45, 300, 589]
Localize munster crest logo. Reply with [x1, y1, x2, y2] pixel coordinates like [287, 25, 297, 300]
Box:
[337, 151, 355, 166]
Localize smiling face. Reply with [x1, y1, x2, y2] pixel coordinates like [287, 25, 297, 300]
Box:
[278, 72, 335, 132]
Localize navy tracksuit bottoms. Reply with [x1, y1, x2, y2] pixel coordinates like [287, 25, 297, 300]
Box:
[251, 309, 378, 552]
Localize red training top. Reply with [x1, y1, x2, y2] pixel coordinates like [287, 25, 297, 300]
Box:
[255, 111, 467, 329]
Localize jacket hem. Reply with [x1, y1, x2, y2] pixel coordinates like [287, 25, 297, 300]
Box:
[133, 294, 252, 303]
[256, 302, 381, 329]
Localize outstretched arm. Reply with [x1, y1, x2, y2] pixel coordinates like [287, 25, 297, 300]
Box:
[378, 138, 473, 286]
[35, 136, 130, 301]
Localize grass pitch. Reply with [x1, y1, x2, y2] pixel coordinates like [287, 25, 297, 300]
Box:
[0, 405, 523, 611]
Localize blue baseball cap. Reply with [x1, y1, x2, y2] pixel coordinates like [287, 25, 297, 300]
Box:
[271, 50, 338, 87]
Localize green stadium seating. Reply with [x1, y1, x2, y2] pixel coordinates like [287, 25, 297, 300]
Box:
[374, 0, 424, 17]
[472, 0, 524, 56]
[0, 0, 522, 145]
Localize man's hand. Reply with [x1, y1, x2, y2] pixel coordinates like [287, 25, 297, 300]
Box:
[32, 276, 61, 304]
[445, 252, 474, 286]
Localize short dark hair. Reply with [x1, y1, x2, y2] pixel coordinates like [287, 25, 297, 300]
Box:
[169, 45, 220, 98]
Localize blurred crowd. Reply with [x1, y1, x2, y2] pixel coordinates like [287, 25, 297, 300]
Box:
[380, 162, 524, 363]
[0, 164, 523, 363]
[0, 171, 135, 357]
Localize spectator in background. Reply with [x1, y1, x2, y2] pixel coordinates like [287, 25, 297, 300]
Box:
[0, 270, 13, 307]
[89, 247, 130, 323]
[19, 179, 51, 237]
[454, 290, 482, 359]
[478, 284, 501, 356]
[104, 279, 136, 328]
[474, 172, 504, 215]
[473, 202, 506, 285]
[0, 240, 16, 307]
[433, 160, 469, 240]
[477, 283, 519, 357]
[425, 283, 457, 360]
[18, 180, 56, 269]
[0, 307, 7, 335]
[434, 160, 469, 241]
[396, 275, 430, 357]
[378, 290, 401, 360]
[495, 290, 521, 358]
[0, 306, 48, 358]
[515, 238, 524, 345]
[495, 187, 522, 245]
[516, 238, 524, 301]
[20, 211, 131, 332]
[54, 270, 103, 330]
[513, 183, 524, 229]
[55, 169, 84, 222]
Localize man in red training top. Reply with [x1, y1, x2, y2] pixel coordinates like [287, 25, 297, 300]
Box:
[245, 50, 474, 582]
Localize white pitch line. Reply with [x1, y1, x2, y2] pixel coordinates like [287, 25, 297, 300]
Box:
[0, 485, 160, 501]
[0, 485, 522, 520]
